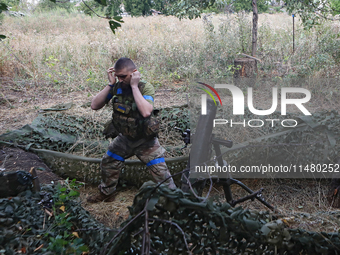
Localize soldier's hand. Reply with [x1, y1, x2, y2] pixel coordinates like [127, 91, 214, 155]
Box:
[107, 67, 116, 85]
[130, 70, 141, 88]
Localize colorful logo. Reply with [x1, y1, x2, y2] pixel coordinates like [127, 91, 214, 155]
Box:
[197, 82, 222, 106]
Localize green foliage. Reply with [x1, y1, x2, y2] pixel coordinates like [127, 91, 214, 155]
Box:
[109, 16, 124, 34]
[230, 0, 269, 13]
[78, 0, 106, 16]
[105, 0, 122, 17]
[77, 0, 122, 19]
[285, 0, 340, 29]
[1, 0, 19, 11]
[49, 0, 124, 34]
[123, 0, 215, 18]
[235, 11, 252, 53]
[43, 179, 88, 255]
[37, 0, 74, 12]
[0, 1, 8, 11]
[54, 178, 81, 204]
[203, 0, 270, 14]
[124, 0, 153, 16]
[94, 0, 107, 6]
[159, 106, 189, 131]
[330, 0, 340, 14]
[166, 0, 215, 19]
[0, 183, 94, 254]
[0, 2, 8, 39]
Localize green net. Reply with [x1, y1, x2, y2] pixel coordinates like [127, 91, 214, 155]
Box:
[0, 105, 190, 185]
[103, 182, 340, 254]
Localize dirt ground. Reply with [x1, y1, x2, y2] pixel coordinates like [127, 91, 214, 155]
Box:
[1, 80, 340, 234]
[0, 146, 62, 184]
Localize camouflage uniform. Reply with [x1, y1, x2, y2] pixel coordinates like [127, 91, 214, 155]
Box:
[98, 81, 176, 195]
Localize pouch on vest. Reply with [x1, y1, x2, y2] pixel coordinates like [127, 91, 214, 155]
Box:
[144, 116, 160, 137]
[102, 120, 119, 139]
[127, 117, 139, 138]
[113, 103, 131, 115]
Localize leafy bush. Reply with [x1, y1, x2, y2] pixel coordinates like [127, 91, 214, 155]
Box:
[230, 0, 269, 13]
[35, 0, 74, 13]
[0, 179, 95, 254]
[77, 0, 106, 17]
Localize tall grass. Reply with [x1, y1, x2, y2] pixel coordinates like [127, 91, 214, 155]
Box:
[0, 10, 339, 93]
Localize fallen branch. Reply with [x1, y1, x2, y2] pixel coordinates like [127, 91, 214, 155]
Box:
[241, 53, 261, 62]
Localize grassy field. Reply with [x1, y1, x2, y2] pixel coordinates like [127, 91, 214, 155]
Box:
[1, 10, 340, 91]
[1, 10, 340, 234]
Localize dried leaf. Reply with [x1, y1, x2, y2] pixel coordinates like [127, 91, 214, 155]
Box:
[334, 188, 338, 196]
[72, 232, 80, 238]
[282, 219, 290, 227]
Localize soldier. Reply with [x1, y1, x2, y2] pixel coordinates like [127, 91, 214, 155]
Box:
[87, 57, 176, 203]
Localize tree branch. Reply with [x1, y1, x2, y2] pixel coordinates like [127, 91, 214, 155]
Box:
[81, 0, 110, 19]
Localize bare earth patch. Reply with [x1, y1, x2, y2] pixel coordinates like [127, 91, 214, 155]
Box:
[0, 146, 62, 184]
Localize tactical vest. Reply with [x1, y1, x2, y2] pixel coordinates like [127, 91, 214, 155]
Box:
[111, 82, 159, 140]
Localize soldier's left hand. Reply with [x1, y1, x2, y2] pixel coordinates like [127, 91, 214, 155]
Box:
[130, 70, 141, 88]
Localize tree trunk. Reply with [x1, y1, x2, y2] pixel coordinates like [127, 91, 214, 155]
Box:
[233, 58, 257, 86]
[233, 58, 257, 78]
[252, 0, 258, 57]
[233, 0, 258, 85]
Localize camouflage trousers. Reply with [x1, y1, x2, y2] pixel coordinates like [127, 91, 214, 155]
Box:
[98, 134, 176, 195]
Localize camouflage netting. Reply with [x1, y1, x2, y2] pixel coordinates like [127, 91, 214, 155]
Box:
[0, 104, 189, 156]
[96, 182, 340, 254]
[0, 105, 189, 186]
[2, 183, 340, 255]
[0, 184, 114, 255]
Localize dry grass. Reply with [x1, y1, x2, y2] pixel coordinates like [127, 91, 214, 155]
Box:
[209, 179, 340, 233]
[1, 11, 339, 93]
[79, 185, 138, 228]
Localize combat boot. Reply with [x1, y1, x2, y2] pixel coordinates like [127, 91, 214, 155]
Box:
[86, 192, 116, 203]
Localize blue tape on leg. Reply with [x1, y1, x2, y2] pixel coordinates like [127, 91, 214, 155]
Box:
[106, 151, 125, 162]
[146, 157, 165, 166]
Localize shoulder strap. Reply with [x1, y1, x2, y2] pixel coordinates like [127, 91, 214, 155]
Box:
[112, 82, 120, 95]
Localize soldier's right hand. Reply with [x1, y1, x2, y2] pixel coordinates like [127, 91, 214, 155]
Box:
[107, 67, 116, 85]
